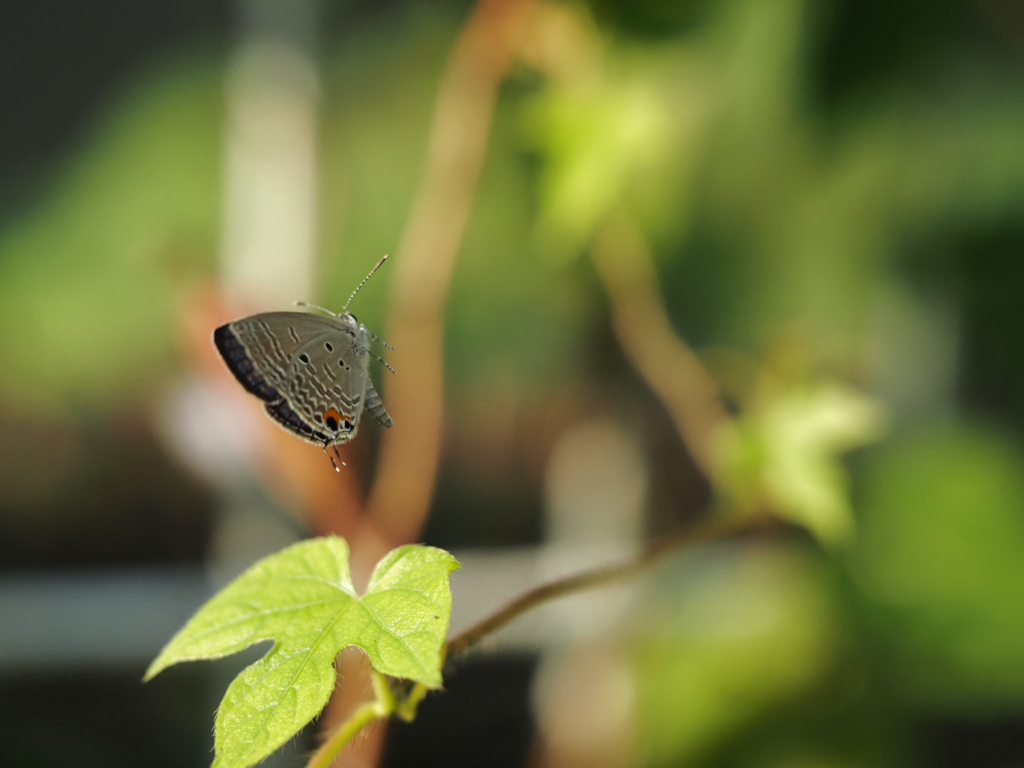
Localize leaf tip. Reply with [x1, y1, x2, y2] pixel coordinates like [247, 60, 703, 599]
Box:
[142, 657, 166, 683]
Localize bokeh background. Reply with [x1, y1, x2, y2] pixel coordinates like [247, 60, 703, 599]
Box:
[2, 0, 1024, 766]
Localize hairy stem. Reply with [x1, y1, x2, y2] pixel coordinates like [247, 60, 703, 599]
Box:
[306, 672, 394, 768]
[446, 512, 768, 657]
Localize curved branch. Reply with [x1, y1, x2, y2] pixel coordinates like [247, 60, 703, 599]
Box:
[446, 512, 769, 657]
[590, 213, 733, 483]
[364, 0, 534, 549]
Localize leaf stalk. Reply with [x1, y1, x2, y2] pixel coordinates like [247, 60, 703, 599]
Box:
[305, 671, 394, 768]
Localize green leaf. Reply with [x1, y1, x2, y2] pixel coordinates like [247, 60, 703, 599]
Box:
[145, 537, 459, 768]
[718, 381, 887, 547]
[758, 383, 886, 545]
[523, 79, 672, 260]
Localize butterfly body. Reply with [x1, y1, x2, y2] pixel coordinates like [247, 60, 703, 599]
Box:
[214, 309, 393, 447]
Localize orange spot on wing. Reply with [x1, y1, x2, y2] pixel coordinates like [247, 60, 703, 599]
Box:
[323, 408, 352, 427]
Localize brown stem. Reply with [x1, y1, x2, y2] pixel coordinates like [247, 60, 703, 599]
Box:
[322, 4, 533, 763]
[446, 512, 767, 657]
[364, 0, 535, 550]
[590, 213, 733, 483]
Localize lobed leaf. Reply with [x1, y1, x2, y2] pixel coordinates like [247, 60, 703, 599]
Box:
[145, 537, 459, 768]
[717, 381, 887, 547]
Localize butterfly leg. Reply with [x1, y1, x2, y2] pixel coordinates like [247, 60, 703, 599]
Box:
[321, 441, 340, 472]
[360, 344, 396, 375]
[360, 325, 395, 350]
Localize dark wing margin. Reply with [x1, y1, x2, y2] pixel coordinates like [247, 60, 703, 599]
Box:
[213, 324, 281, 402]
[364, 379, 394, 428]
[263, 399, 331, 444]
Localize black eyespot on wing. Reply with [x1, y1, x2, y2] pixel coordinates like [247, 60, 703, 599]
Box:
[338, 359, 345, 367]
[325, 415, 338, 431]
[213, 324, 281, 402]
[325, 342, 333, 352]
[299, 353, 310, 364]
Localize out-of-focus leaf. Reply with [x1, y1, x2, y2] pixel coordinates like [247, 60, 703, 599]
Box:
[146, 537, 459, 768]
[718, 380, 886, 546]
[524, 78, 672, 259]
[634, 543, 838, 766]
[849, 421, 1024, 711]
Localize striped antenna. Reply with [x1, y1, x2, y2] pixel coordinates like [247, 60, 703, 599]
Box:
[294, 301, 335, 316]
[343, 254, 389, 313]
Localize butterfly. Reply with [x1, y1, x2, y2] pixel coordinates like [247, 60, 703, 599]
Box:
[213, 256, 394, 459]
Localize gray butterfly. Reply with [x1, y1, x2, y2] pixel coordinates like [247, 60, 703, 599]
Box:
[213, 256, 394, 450]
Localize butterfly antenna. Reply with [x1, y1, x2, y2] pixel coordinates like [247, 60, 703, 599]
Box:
[295, 301, 336, 317]
[343, 254, 389, 313]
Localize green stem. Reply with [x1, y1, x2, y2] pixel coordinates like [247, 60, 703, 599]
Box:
[394, 682, 430, 723]
[305, 671, 394, 768]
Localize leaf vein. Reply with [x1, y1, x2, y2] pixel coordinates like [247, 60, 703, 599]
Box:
[229, 598, 360, 744]
[183, 598, 348, 645]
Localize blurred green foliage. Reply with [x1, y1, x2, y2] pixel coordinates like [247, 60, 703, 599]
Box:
[720, 379, 886, 546]
[851, 421, 1024, 712]
[0, 0, 1022, 765]
[0, 60, 222, 413]
[635, 544, 839, 766]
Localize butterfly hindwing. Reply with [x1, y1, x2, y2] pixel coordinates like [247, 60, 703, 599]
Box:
[214, 311, 387, 447]
[283, 322, 368, 443]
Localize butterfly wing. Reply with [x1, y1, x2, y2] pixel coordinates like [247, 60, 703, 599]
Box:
[214, 312, 383, 446]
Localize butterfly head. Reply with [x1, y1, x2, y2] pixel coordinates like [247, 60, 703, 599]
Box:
[336, 311, 359, 333]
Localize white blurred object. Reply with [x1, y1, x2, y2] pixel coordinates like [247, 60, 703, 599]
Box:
[211, 0, 323, 581]
[545, 419, 647, 545]
[220, 0, 320, 309]
[522, 418, 649, 768]
[157, 377, 264, 483]
[538, 418, 648, 640]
